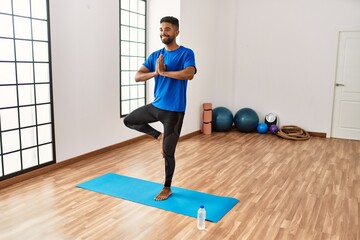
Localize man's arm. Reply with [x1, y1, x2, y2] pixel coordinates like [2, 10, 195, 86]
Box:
[134, 65, 157, 82]
[158, 66, 196, 80]
[135, 54, 196, 82]
[157, 54, 196, 80]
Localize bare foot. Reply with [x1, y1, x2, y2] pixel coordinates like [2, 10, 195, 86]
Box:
[158, 133, 164, 156]
[154, 187, 172, 201]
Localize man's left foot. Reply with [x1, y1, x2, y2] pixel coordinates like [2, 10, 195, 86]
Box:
[154, 187, 172, 201]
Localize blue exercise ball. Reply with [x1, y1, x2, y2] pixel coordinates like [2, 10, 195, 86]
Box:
[212, 107, 233, 132]
[257, 122, 268, 134]
[234, 108, 259, 132]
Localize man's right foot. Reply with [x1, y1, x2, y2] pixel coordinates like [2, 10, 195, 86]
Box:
[154, 187, 172, 201]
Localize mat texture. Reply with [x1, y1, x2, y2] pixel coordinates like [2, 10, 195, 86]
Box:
[77, 173, 239, 223]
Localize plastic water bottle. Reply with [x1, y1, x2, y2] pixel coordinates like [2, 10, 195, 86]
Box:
[197, 205, 206, 230]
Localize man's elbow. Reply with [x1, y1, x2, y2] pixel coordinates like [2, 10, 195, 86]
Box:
[134, 71, 142, 82]
[186, 67, 196, 80]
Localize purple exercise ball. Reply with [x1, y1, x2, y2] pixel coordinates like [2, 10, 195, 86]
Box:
[269, 124, 279, 134]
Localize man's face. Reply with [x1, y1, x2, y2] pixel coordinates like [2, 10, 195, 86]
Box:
[160, 22, 179, 45]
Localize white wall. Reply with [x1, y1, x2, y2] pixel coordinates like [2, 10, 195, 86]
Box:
[232, 0, 360, 134]
[181, 0, 360, 135]
[51, 0, 137, 162]
[179, 0, 218, 133]
[50, 0, 360, 162]
[212, 0, 239, 110]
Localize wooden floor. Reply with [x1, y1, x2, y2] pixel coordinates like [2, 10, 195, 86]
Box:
[1, 130, 359, 240]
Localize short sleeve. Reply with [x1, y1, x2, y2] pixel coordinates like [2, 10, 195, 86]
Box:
[143, 52, 157, 72]
[183, 49, 197, 74]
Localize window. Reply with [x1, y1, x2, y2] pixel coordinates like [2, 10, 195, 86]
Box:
[0, 0, 55, 180]
[120, 0, 146, 117]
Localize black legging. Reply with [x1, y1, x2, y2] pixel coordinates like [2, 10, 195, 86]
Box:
[123, 104, 184, 187]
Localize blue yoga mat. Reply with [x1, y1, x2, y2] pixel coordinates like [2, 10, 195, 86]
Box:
[77, 173, 239, 223]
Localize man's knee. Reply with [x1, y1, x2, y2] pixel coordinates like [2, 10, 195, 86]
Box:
[123, 115, 131, 128]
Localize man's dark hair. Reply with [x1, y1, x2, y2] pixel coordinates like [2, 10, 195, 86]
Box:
[160, 16, 179, 29]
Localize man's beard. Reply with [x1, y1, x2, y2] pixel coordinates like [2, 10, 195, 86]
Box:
[161, 35, 174, 45]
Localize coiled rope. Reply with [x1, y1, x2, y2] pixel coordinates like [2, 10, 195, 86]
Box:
[276, 125, 310, 141]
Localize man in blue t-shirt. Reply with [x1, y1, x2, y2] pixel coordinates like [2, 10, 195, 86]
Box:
[124, 16, 197, 200]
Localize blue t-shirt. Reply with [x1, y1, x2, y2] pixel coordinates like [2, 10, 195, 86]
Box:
[143, 46, 196, 112]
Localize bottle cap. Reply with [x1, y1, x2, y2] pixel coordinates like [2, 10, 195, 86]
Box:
[200, 205, 204, 208]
